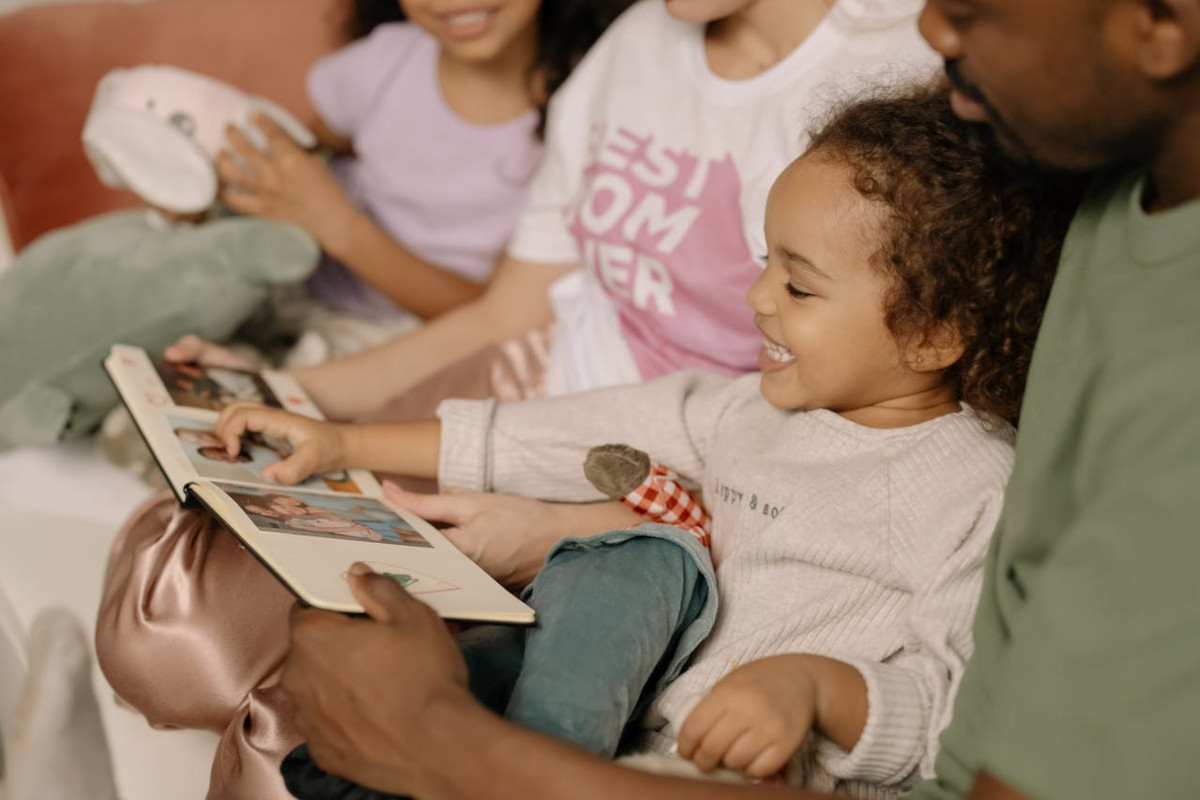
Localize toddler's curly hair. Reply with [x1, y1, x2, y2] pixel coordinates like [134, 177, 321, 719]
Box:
[807, 82, 1083, 426]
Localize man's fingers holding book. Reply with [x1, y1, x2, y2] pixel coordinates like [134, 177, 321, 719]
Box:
[346, 563, 416, 623]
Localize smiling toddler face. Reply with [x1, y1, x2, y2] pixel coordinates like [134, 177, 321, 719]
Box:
[746, 154, 917, 420]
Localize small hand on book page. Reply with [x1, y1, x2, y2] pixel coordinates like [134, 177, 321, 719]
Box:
[215, 402, 349, 484]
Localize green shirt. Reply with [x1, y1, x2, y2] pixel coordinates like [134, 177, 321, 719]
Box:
[908, 170, 1200, 800]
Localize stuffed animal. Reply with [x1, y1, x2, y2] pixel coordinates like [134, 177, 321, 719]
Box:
[584, 444, 712, 546]
[0, 67, 320, 451]
[82, 64, 316, 214]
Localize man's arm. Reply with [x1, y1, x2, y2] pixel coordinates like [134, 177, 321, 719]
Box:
[284, 568, 1030, 800]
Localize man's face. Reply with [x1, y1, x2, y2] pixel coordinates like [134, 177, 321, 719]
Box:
[920, 0, 1164, 172]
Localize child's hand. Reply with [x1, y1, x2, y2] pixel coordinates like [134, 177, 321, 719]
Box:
[164, 334, 259, 371]
[215, 402, 351, 484]
[217, 113, 356, 250]
[677, 655, 819, 780]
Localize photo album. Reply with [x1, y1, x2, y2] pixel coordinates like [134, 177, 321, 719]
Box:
[104, 344, 534, 624]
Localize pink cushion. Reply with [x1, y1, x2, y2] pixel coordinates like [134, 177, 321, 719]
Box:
[0, 0, 349, 251]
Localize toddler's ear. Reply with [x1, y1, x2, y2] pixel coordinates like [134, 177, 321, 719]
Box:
[906, 322, 965, 373]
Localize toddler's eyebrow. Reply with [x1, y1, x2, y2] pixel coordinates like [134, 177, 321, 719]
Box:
[779, 246, 833, 281]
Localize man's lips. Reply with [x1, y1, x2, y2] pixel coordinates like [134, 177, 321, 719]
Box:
[949, 87, 991, 124]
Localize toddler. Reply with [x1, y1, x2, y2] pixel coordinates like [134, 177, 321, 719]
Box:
[219, 83, 1080, 796]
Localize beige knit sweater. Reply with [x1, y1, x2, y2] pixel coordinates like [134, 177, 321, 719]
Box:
[437, 371, 1014, 793]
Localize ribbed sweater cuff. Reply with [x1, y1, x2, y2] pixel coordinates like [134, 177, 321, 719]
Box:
[816, 659, 926, 785]
[435, 398, 497, 492]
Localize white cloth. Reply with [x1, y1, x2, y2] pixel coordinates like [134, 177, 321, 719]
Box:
[542, 270, 640, 397]
[509, 0, 938, 393]
[437, 372, 1013, 791]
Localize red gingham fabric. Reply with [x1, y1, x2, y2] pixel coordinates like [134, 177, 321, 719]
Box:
[620, 464, 712, 549]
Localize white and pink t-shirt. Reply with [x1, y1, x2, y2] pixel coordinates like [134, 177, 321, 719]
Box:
[508, 0, 938, 394]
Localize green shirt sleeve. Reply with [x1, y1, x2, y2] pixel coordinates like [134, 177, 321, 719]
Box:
[979, 320, 1200, 799]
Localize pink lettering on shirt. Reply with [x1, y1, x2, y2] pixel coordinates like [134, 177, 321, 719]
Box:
[568, 126, 764, 380]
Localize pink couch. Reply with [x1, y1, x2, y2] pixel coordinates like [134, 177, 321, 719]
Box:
[0, 0, 350, 253]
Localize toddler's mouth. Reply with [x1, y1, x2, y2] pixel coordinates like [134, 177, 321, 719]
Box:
[762, 337, 795, 364]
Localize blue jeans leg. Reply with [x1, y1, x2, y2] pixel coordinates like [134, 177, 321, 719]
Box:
[503, 535, 707, 757]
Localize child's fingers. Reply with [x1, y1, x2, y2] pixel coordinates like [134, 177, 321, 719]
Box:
[219, 183, 264, 217]
[164, 335, 205, 363]
[436, 527, 478, 561]
[215, 403, 290, 456]
[676, 698, 721, 759]
[214, 149, 253, 186]
[717, 728, 776, 774]
[262, 443, 322, 485]
[383, 482, 471, 526]
[164, 336, 254, 370]
[252, 112, 302, 153]
[742, 744, 793, 781]
[214, 403, 257, 455]
[223, 123, 268, 164]
[684, 715, 751, 774]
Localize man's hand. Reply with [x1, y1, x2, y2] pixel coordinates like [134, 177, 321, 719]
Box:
[677, 655, 822, 780]
[281, 564, 473, 796]
[215, 402, 352, 483]
[217, 113, 357, 251]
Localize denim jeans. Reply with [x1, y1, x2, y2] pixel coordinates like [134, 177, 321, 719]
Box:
[282, 525, 717, 800]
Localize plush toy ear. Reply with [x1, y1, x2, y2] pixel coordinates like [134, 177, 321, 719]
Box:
[247, 98, 317, 149]
[82, 106, 216, 214]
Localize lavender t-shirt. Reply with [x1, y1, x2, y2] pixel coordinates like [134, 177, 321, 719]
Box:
[306, 23, 542, 319]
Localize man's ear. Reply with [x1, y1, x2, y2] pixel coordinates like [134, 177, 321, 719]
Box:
[905, 322, 964, 373]
[1125, 0, 1200, 81]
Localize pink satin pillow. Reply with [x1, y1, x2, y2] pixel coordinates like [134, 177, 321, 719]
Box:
[0, 0, 349, 251]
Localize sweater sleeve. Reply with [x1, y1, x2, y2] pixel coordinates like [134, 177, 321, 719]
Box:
[815, 433, 1010, 786]
[436, 371, 744, 500]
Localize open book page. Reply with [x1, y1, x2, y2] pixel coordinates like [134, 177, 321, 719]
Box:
[190, 482, 534, 623]
[106, 344, 533, 624]
[104, 344, 375, 501]
[156, 406, 376, 497]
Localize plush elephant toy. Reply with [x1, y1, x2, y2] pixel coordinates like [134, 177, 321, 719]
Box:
[82, 64, 316, 214]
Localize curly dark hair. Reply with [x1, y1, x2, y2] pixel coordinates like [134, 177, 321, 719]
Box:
[348, 0, 633, 138]
[806, 82, 1084, 426]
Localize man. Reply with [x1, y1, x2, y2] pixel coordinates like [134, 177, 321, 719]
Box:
[279, 1, 1200, 798]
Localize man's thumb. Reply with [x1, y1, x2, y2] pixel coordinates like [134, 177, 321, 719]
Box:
[346, 563, 415, 623]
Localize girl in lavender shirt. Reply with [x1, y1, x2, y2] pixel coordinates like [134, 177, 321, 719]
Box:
[217, 0, 628, 330]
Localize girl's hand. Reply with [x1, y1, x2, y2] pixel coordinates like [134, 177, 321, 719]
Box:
[677, 655, 820, 780]
[217, 113, 357, 250]
[382, 483, 565, 591]
[215, 402, 351, 483]
[164, 334, 259, 371]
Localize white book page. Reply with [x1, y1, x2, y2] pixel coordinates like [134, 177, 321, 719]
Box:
[104, 345, 200, 500]
[105, 344, 378, 499]
[190, 483, 534, 624]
